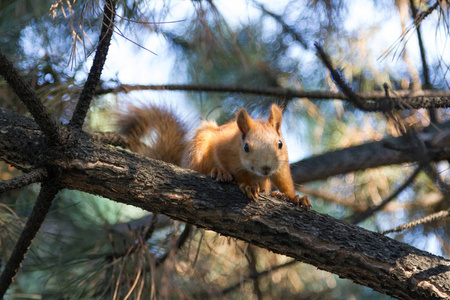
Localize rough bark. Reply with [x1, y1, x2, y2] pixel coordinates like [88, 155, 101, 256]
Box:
[1, 107, 449, 299]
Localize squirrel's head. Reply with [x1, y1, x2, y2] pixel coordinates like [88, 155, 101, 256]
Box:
[236, 104, 288, 177]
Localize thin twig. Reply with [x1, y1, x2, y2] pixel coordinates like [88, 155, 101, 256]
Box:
[295, 184, 368, 212]
[314, 43, 368, 110]
[0, 203, 24, 226]
[410, 0, 436, 123]
[258, 3, 308, 49]
[143, 214, 159, 241]
[351, 162, 425, 224]
[221, 260, 297, 295]
[0, 51, 61, 144]
[69, 0, 116, 129]
[380, 209, 450, 235]
[0, 181, 59, 296]
[410, 0, 433, 89]
[105, 223, 191, 268]
[0, 168, 48, 195]
[247, 245, 263, 300]
[155, 224, 191, 268]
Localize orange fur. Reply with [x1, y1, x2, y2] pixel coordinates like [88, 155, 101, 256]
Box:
[119, 104, 311, 208]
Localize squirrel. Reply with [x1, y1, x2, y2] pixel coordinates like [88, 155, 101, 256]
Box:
[118, 104, 311, 208]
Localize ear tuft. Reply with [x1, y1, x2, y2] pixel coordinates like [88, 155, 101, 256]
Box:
[268, 104, 282, 134]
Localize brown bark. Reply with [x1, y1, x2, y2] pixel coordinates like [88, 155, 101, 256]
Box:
[1, 107, 449, 299]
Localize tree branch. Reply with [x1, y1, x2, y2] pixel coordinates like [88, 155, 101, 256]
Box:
[97, 83, 450, 111]
[351, 162, 425, 224]
[221, 260, 297, 295]
[69, 0, 116, 129]
[246, 245, 263, 300]
[0, 180, 59, 297]
[258, 3, 308, 49]
[0, 50, 61, 144]
[98, 83, 449, 100]
[92, 131, 130, 149]
[314, 43, 450, 111]
[380, 209, 450, 235]
[154, 224, 191, 268]
[315, 43, 368, 110]
[290, 125, 450, 184]
[0, 168, 48, 195]
[1, 108, 449, 299]
[295, 184, 368, 212]
[410, 0, 436, 123]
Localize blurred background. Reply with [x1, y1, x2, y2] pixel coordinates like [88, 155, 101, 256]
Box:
[0, 0, 449, 299]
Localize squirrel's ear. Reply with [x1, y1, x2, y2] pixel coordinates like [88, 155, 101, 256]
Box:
[268, 104, 282, 134]
[237, 108, 252, 138]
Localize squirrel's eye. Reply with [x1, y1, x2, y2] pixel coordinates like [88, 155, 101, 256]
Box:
[278, 140, 283, 149]
[244, 143, 250, 153]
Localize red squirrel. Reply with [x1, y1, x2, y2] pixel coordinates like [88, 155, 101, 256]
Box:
[119, 104, 311, 208]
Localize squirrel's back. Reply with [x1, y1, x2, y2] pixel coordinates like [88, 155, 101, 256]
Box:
[181, 120, 239, 174]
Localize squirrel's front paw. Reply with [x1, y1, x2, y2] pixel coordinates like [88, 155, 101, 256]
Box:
[210, 167, 234, 183]
[270, 192, 312, 209]
[239, 183, 260, 201]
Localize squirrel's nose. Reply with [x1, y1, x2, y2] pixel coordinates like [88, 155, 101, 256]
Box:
[261, 166, 271, 175]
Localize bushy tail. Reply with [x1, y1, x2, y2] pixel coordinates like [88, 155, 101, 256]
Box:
[118, 105, 188, 166]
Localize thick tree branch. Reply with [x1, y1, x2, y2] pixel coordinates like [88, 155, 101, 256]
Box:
[92, 131, 130, 149]
[0, 50, 61, 144]
[2, 106, 449, 186]
[0, 108, 449, 299]
[0, 180, 59, 297]
[69, 0, 116, 129]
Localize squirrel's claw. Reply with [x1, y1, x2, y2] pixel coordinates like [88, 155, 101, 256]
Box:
[270, 192, 312, 209]
[292, 195, 312, 209]
[210, 167, 234, 183]
[240, 183, 260, 201]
